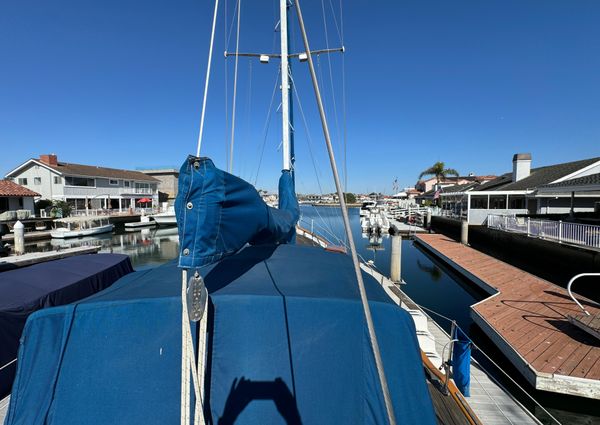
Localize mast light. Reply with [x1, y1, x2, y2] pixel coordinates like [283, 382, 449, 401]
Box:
[259, 55, 270, 64]
[298, 52, 308, 62]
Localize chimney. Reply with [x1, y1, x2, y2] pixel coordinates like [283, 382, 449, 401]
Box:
[512, 153, 531, 182]
[39, 154, 58, 166]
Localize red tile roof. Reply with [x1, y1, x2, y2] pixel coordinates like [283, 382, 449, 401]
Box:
[0, 180, 40, 197]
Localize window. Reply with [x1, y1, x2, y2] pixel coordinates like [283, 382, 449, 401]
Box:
[124, 181, 130, 188]
[508, 195, 526, 209]
[470, 195, 488, 209]
[18, 178, 27, 185]
[109, 179, 119, 185]
[34, 177, 41, 185]
[65, 176, 95, 187]
[54, 176, 61, 184]
[135, 182, 150, 193]
[490, 195, 507, 209]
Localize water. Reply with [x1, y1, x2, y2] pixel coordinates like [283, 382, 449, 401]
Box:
[22, 206, 598, 424]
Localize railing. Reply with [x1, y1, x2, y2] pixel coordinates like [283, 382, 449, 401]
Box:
[487, 214, 600, 250]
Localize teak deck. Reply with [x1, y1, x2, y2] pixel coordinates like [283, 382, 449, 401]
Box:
[415, 233, 600, 400]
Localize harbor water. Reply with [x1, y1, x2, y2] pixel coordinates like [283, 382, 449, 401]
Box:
[21, 206, 599, 424]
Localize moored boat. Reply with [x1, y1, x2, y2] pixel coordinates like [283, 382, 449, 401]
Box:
[50, 216, 114, 239]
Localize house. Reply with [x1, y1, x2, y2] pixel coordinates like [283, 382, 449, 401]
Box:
[439, 153, 600, 224]
[0, 180, 40, 218]
[415, 174, 497, 193]
[5, 154, 159, 213]
[140, 168, 179, 200]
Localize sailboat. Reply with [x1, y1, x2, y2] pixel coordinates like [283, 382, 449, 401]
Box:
[2, 2, 493, 425]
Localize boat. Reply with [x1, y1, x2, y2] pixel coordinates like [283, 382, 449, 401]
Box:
[1, 1, 535, 424]
[150, 206, 177, 226]
[125, 214, 157, 230]
[50, 216, 114, 239]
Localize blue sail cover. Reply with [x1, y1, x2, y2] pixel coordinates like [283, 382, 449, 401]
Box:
[5, 244, 436, 425]
[452, 326, 472, 397]
[175, 156, 299, 269]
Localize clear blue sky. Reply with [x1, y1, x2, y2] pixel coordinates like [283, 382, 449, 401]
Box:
[1, 0, 599, 194]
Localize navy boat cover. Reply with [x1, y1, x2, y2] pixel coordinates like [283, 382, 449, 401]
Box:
[175, 156, 299, 269]
[5, 244, 436, 424]
[0, 254, 133, 398]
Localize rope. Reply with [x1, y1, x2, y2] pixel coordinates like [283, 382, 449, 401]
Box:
[294, 1, 396, 422]
[195, 0, 220, 157]
[228, 0, 242, 173]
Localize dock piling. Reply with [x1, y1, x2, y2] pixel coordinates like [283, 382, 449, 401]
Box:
[460, 220, 469, 245]
[13, 221, 25, 255]
[390, 235, 402, 283]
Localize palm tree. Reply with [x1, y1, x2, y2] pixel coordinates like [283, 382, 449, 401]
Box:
[418, 161, 459, 186]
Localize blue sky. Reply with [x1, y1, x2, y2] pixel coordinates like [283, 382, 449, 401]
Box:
[1, 0, 599, 194]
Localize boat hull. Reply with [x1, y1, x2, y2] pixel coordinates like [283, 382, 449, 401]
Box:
[151, 214, 177, 226]
[51, 224, 114, 239]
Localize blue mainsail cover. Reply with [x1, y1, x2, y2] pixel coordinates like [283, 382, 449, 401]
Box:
[452, 326, 472, 397]
[5, 244, 436, 424]
[175, 156, 299, 269]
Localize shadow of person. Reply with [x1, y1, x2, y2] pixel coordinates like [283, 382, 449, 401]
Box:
[218, 377, 302, 425]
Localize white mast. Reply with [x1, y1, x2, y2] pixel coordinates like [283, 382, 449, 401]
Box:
[280, 0, 291, 171]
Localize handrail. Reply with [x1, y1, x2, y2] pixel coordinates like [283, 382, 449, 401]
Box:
[567, 273, 600, 316]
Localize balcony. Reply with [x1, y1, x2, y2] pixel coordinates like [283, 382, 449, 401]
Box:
[63, 186, 155, 197]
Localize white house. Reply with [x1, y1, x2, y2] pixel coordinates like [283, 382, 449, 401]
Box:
[5, 154, 159, 213]
[440, 153, 600, 224]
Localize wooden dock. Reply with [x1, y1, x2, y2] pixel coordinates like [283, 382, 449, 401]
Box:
[415, 233, 600, 400]
[0, 246, 101, 270]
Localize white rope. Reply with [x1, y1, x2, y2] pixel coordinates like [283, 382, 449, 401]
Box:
[228, 0, 242, 173]
[195, 0, 220, 157]
[0, 358, 16, 372]
[181, 270, 207, 425]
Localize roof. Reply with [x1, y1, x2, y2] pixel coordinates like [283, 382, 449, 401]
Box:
[472, 157, 600, 192]
[540, 172, 600, 189]
[7, 159, 159, 182]
[419, 182, 479, 198]
[49, 162, 159, 182]
[0, 180, 40, 197]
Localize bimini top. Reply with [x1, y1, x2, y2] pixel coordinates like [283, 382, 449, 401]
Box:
[5, 243, 436, 425]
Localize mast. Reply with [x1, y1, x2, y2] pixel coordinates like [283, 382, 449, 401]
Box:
[280, 0, 291, 171]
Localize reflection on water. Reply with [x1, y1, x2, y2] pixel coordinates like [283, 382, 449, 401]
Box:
[24, 227, 180, 270]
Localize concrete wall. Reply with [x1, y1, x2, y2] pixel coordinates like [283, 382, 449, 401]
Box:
[431, 216, 600, 301]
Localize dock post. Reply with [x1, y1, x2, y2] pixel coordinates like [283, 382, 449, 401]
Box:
[426, 208, 432, 230]
[14, 220, 25, 255]
[461, 220, 469, 245]
[390, 234, 402, 283]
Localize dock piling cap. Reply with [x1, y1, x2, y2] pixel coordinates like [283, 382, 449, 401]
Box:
[14, 221, 24, 229]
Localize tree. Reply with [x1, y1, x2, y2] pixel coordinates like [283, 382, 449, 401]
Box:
[51, 200, 72, 218]
[344, 193, 356, 204]
[418, 162, 459, 185]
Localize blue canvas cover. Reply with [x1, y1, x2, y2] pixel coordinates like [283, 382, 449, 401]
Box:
[451, 326, 472, 397]
[0, 254, 133, 398]
[5, 244, 436, 425]
[175, 156, 299, 269]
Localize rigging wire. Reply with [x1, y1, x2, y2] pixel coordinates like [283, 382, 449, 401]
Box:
[254, 67, 281, 186]
[320, 0, 343, 190]
[294, 2, 396, 422]
[416, 304, 562, 425]
[228, 0, 242, 173]
[195, 0, 220, 157]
